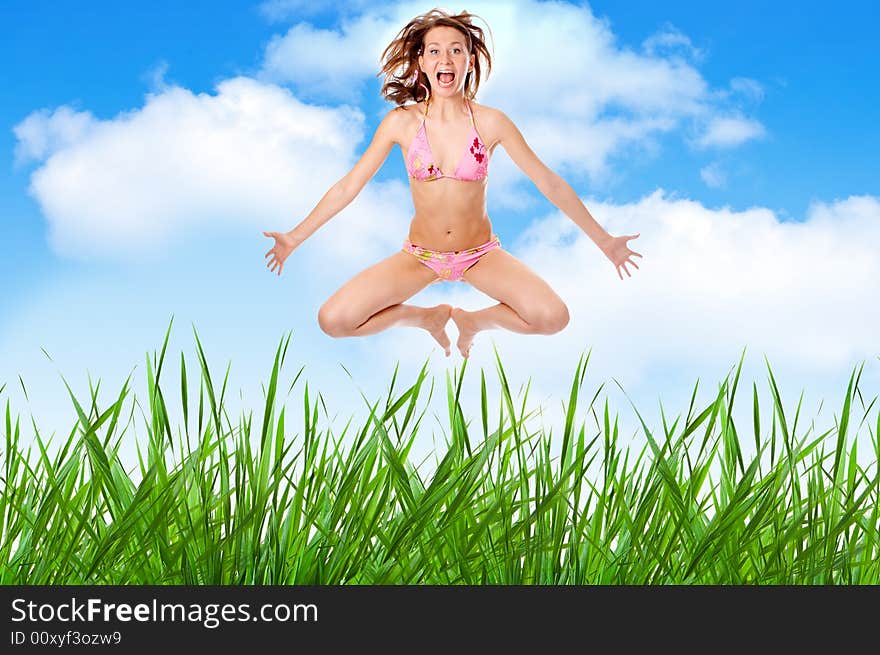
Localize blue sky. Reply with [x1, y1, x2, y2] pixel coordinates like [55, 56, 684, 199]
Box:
[2, 1, 879, 467]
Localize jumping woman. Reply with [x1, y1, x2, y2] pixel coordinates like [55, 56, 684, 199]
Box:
[263, 8, 642, 358]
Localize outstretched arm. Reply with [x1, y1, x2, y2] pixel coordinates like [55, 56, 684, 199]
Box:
[264, 108, 401, 275]
[495, 110, 642, 279]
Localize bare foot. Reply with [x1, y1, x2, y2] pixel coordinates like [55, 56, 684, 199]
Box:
[451, 307, 480, 358]
[422, 304, 453, 356]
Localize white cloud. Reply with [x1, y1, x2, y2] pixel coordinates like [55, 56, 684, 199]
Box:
[140, 59, 172, 94]
[14, 77, 385, 263]
[696, 115, 766, 148]
[258, 17, 400, 101]
[729, 77, 765, 103]
[642, 22, 704, 61]
[508, 191, 880, 371]
[13, 106, 97, 167]
[306, 178, 413, 272]
[700, 162, 726, 188]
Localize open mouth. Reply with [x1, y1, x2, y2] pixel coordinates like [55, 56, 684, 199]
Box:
[436, 71, 455, 88]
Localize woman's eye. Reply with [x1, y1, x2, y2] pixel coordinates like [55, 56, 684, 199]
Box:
[430, 49, 438, 54]
[453, 48, 461, 54]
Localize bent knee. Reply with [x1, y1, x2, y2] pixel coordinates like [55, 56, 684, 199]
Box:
[317, 303, 355, 338]
[528, 302, 570, 334]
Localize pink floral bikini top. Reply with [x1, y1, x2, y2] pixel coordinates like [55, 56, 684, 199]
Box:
[406, 99, 489, 182]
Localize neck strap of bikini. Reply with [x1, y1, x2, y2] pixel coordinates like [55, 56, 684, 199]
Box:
[424, 97, 474, 125]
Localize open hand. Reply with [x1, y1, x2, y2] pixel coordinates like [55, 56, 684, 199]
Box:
[601, 233, 643, 280]
[263, 231, 301, 276]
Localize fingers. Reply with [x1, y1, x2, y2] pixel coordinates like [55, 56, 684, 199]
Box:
[263, 232, 292, 274]
[264, 231, 276, 261]
[266, 255, 285, 275]
[613, 246, 643, 279]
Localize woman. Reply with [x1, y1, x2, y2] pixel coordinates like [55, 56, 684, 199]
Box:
[263, 8, 642, 358]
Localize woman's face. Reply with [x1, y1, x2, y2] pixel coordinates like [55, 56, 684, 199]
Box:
[418, 25, 475, 98]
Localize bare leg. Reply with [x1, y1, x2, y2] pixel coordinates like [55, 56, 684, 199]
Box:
[318, 251, 453, 355]
[451, 249, 569, 357]
[348, 303, 453, 355]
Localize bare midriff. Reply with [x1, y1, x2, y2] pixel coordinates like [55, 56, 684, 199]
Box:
[406, 176, 492, 251]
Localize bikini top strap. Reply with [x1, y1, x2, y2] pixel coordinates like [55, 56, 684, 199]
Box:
[465, 99, 476, 128]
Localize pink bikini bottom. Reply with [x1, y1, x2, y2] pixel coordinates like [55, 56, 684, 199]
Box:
[402, 234, 501, 282]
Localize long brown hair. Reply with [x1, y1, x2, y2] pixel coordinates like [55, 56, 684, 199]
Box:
[379, 8, 493, 105]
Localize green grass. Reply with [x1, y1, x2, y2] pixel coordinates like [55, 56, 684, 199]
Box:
[1, 317, 878, 584]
